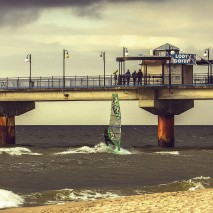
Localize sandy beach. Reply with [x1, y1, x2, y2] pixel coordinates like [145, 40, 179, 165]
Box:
[1, 189, 213, 213]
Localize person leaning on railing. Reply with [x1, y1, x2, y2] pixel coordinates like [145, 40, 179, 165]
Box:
[137, 69, 143, 85]
[118, 74, 122, 85]
[125, 69, 131, 85]
[132, 70, 137, 86]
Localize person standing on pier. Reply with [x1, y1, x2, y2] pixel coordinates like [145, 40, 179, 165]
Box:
[137, 69, 143, 85]
[125, 69, 131, 85]
[118, 74, 122, 85]
[132, 70, 137, 86]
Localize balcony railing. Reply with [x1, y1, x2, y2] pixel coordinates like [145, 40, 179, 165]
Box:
[0, 73, 211, 90]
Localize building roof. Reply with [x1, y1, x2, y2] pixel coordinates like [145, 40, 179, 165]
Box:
[196, 59, 213, 65]
[116, 56, 171, 62]
[154, 43, 180, 51]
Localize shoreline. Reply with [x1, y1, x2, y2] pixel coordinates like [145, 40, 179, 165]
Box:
[1, 188, 213, 213]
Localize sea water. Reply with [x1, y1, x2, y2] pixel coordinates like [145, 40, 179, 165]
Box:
[0, 125, 212, 208]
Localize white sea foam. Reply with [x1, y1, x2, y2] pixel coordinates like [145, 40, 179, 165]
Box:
[0, 147, 42, 156]
[188, 176, 210, 191]
[55, 142, 131, 155]
[43, 188, 119, 205]
[154, 151, 180, 155]
[113, 147, 131, 155]
[134, 176, 211, 195]
[192, 176, 211, 180]
[188, 185, 204, 191]
[0, 189, 24, 209]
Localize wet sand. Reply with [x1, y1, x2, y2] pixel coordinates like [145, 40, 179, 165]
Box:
[2, 189, 213, 213]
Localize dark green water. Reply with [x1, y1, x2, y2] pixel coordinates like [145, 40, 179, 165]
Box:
[0, 125, 212, 208]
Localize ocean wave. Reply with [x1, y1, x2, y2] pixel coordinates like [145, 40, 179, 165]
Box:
[24, 188, 119, 206]
[20, 177, 213, 207]
[154, 151, 180, 155]
[55, 142, 131, 155]
[134, 176, 212, 195]
[188, 176, 211, 191]
[0, 147, 42, 156]
[0, 189, 24, 209]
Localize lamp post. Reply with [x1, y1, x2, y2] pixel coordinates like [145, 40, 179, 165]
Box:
[25, 54, 32, 87]
[168, 45, 171, 85]
[100, 51, 106, 87]
[197, 53, 213, 84]
[204, 48, 211, 83]
[123, 47, 128, 75]
[167, 45, 175, 85]
[63, 49, 69, 88]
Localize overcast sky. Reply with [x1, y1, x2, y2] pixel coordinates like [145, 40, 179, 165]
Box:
[1, 0, 212, 125]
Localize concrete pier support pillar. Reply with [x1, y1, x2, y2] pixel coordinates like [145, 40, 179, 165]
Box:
[0, 116, 15, 145]
[140, 98, 194, 148]
[158, 115, 174, 147]
[0, 101, 35, 146]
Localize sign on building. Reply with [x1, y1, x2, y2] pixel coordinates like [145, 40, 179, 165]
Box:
[170, 53, 196, 65]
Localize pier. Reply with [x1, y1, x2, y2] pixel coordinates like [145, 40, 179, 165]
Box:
[0, 43, 213, 147]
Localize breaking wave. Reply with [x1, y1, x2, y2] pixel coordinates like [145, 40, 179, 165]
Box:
[24, 188, 119, 206]
[134, 176, 212, 195]
[0, 147, 42, 156]
[22, 176, 212, 207]
[55, 142, 131, 155]
[3, 176, 210, 207]
[0, 189, 24, 209]
[154, 151, 180, 155]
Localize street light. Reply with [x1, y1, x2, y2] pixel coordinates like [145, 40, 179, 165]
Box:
[167, 45, 177, 85]
[197, 53, 212, 84]
[25, 54, 32, 87]
[204, 49, 212, 83]
[123, 47, 129, 56]
[123, 47, 128, 74]
[100, 51, 106, 87]
[168, 45, 172, 85]
[203, 48, 210, 59]
[63, 49, 69, 88]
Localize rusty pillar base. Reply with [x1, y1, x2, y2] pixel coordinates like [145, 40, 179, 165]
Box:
[158, 115, 174, 148]
[0, 116, 15, 146]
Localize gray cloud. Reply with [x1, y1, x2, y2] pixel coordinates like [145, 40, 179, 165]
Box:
[0, 0, 171, 26]
[0, 8, 40, 27]
[0, 0, 163, 8]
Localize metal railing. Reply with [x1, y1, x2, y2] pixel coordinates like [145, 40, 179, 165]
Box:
[0, 73, 212, 90]
[193, 73, 209, 84]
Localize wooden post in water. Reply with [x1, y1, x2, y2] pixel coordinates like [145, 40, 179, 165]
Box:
[0, 116, 15, 145]
[158, 115, 174, 147]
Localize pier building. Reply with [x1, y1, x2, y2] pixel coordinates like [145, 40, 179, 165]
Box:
[116, 43, 208, 147]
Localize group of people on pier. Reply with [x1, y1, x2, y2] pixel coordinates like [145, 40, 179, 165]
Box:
[114, 69, 143, 86]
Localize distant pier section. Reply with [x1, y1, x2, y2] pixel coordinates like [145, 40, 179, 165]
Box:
[0, 43, 213, 147]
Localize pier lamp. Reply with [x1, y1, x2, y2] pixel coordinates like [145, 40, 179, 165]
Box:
[203, 48, 212, 83]
[168, 45, 173, 85]
[123, 47, 128, 74]
[123, 47, 129, 56]
[167, 45, 177, 85]
[203, 48, 210, 59]
[170, 50, 175, 55]
[63, 49, 69, 88]
[100, 51, 106, 87]
[25, 54, 32, 87]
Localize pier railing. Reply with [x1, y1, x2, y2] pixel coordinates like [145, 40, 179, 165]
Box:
[0, 73, 211, 90]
